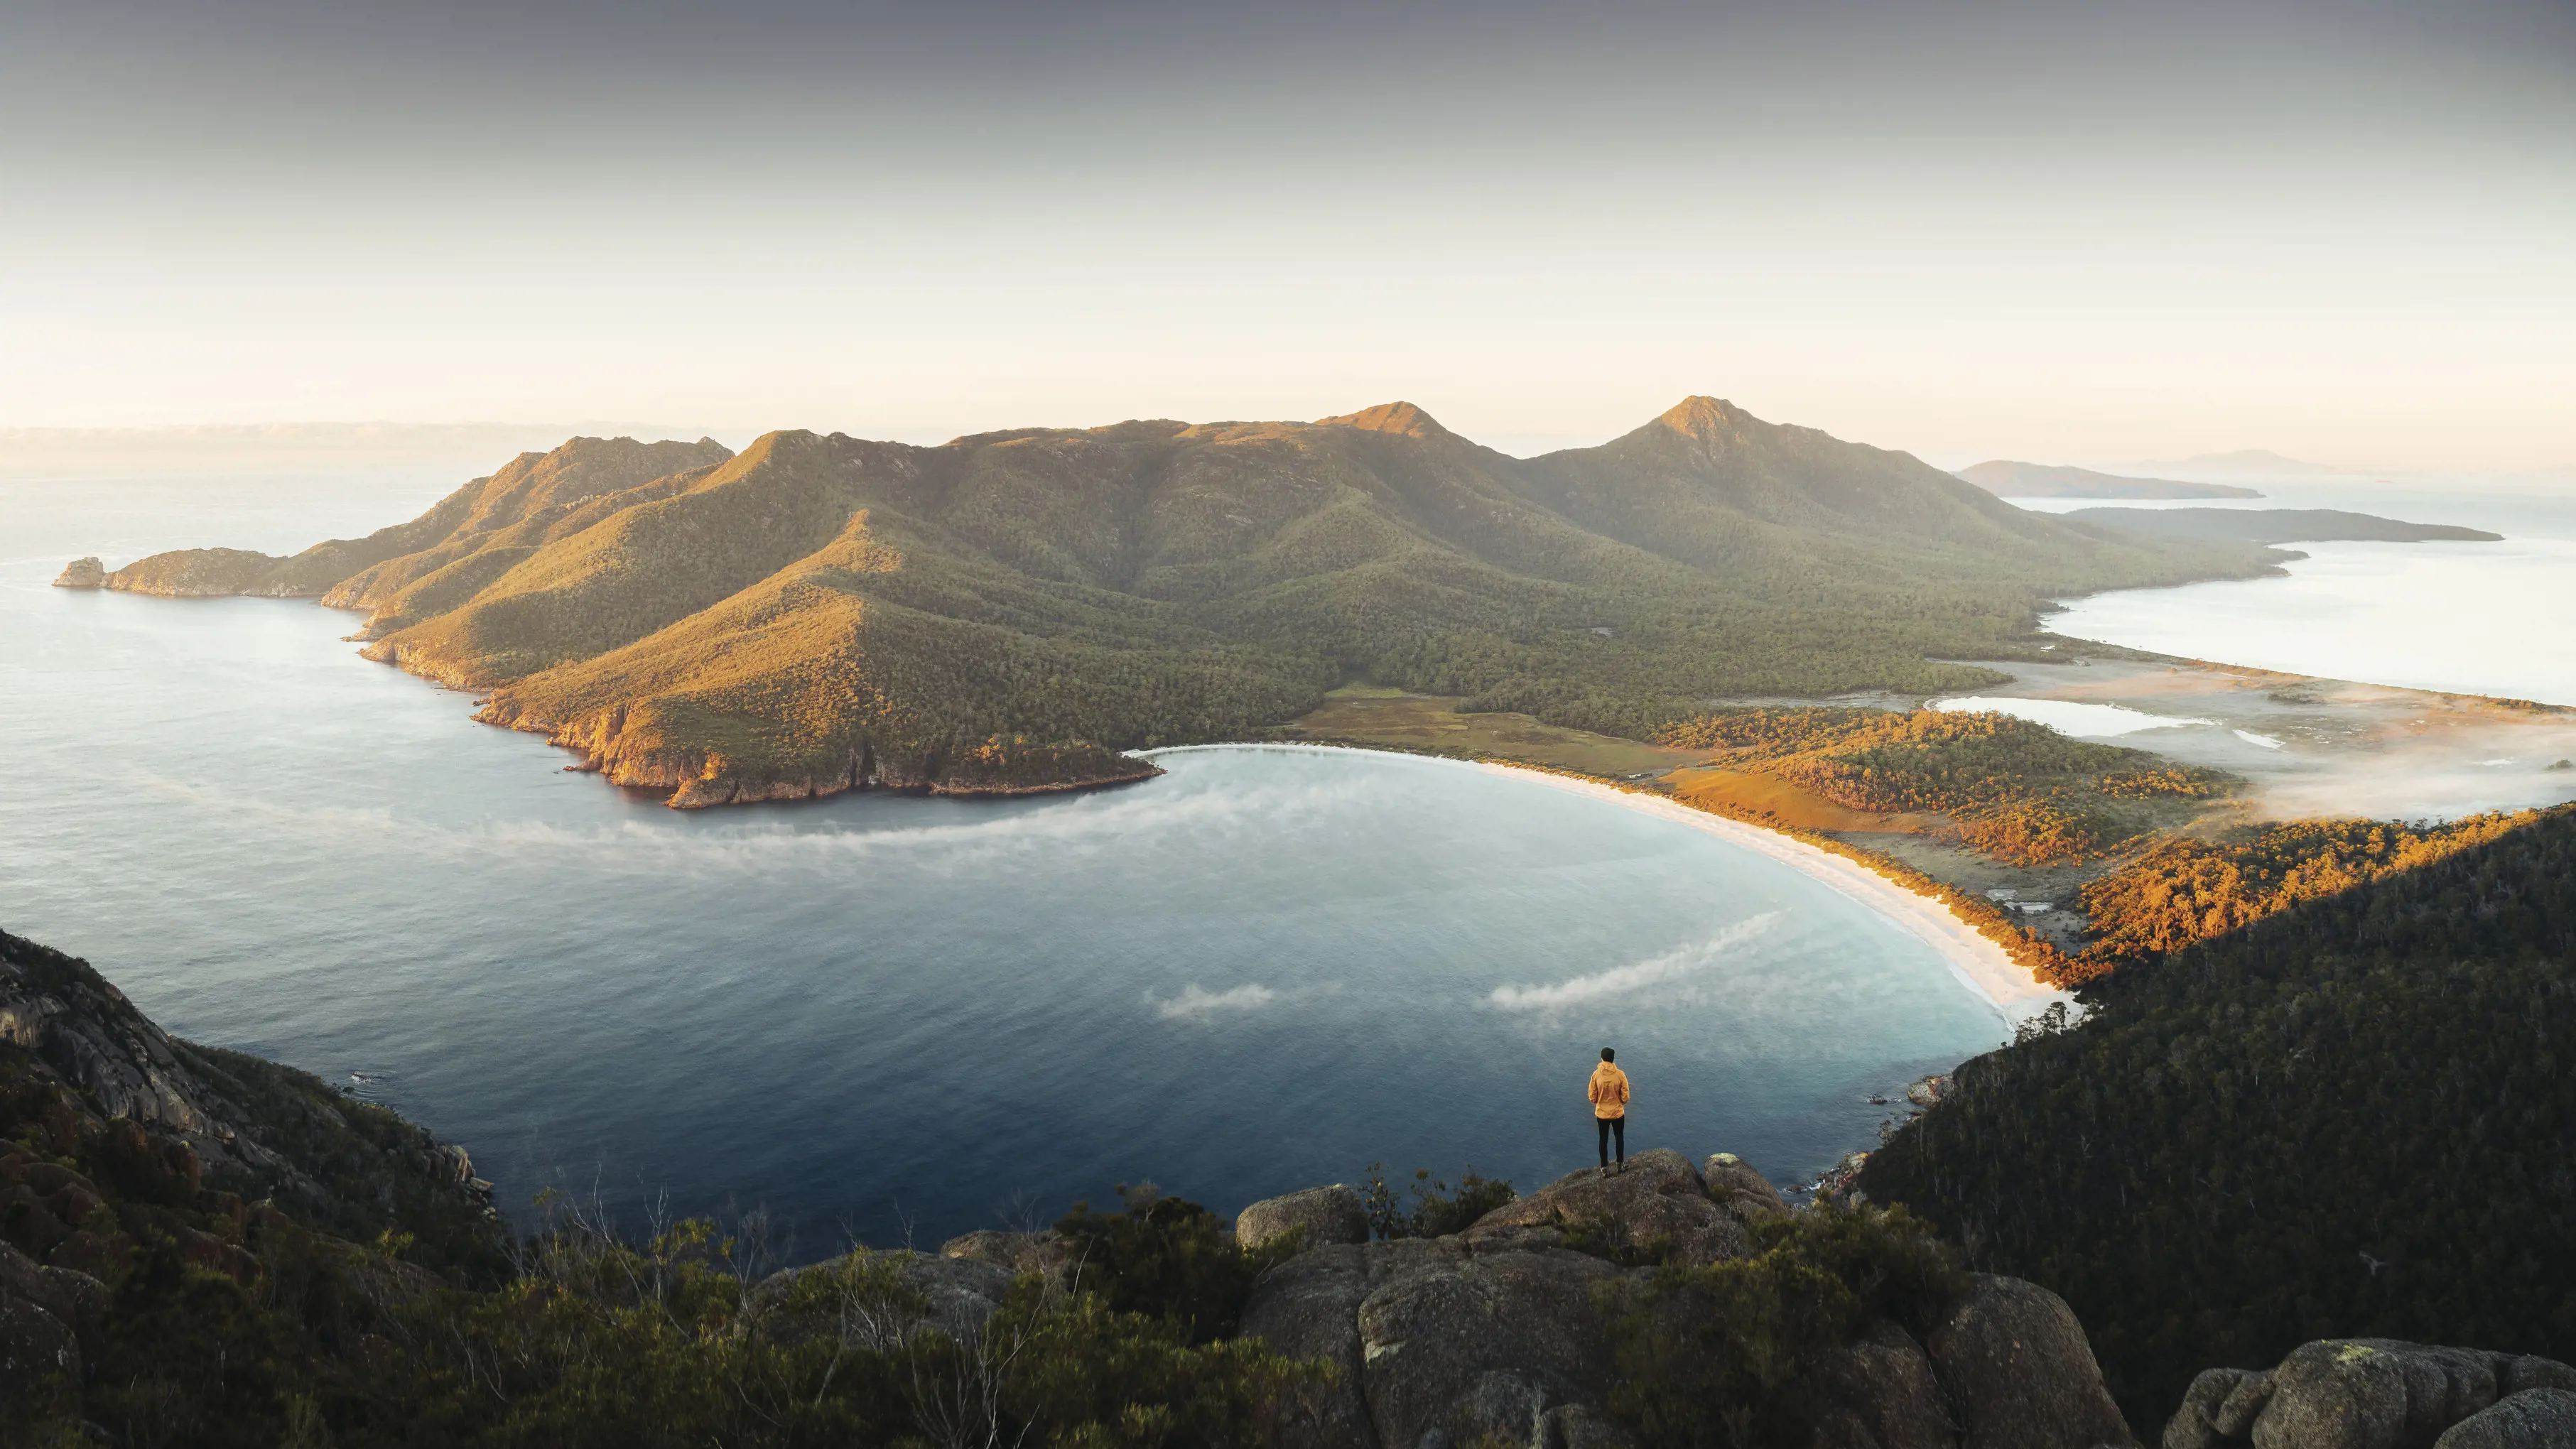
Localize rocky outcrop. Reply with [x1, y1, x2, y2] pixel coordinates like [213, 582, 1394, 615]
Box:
[2163, 1340, 2576, 1449]
[1926, 1274, 2137, 1449]
[1813, 1319, 1959, 1449]
[750, 1249, 1017, 1349]
[0, 929, 494, 1241]
[1242, 1234, 1633, 1449]
[1463, 1149, 1750, 1265]
[1703, 1151, 1789, 1220]
[2436, 1389, 2576, 1448]
[1239, 1151, 2130, 1449]
[51, 557, 104, 589]
[940, 1227, 1074, 1279]
[1238, 1185, 1369, 1254]
[0, 1239, 107, 1398]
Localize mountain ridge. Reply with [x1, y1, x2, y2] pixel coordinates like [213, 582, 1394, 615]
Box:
[72, 398, 2279, 805]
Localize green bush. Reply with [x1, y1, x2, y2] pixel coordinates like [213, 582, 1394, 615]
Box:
[1054, 1185, 1269, 1343]
[1601, 1202, 1966, 1449]
[1359, 1164, 1517, 1239]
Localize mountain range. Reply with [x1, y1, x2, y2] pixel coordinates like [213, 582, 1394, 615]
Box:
[77, 397, 2273, 804]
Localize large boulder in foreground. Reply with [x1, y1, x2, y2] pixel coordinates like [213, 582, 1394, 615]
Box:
[1240, 1244, 1376, 1449]
[1926, 1274, 2136, 1449]
[1355, 1237, 1628, 1448]
[1810, 1318, 1959, 1449]
[1238, 1185, 1369, 1254]
[1463, 1149, 1749, 1266]
[2161, 1340, 2576, 1449]
[2436, 1388, 2576, 1448]
[1240, 1154, 2128, 1449]
[1240, 1230, 1636, 1449]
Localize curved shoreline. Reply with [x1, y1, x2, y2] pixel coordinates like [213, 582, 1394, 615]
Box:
[1146, 742, 2070, 1024]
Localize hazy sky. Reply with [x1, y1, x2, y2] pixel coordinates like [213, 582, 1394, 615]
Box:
[4, 0, 2571, 467]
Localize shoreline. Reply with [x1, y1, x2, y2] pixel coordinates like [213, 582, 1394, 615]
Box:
[1473, 763, 2068, 1024]
[1147, 742, 2069, 1024]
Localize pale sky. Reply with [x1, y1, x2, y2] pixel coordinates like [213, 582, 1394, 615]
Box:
[4, 0, 2571, 470]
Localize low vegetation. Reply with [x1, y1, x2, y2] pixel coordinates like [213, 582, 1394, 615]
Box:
[1358, 1163, 1519, 1240]
[1655, 706, 2233, 865]
[1858, 803, 2576, 1426]
[1603, 1204, 1966, 1449]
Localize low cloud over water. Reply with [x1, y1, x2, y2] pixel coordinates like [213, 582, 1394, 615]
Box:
[1487, 913, 1784, 1011]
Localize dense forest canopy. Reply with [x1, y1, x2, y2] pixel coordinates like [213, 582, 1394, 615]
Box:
[1858, 803, 2576, 1428]
[96, 398, 2272, 803]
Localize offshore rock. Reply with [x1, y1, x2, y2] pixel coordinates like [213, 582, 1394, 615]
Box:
[1236, 1185, 1369, 1254]
[1925, 1274, 2137, 1449]
[52, 557, 104, 588]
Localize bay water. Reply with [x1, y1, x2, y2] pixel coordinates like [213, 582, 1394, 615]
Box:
[2021, 480, 2576, 707]
[1, 473, 2006, 1249]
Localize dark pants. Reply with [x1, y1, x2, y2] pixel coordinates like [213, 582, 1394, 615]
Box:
[1597, 1115, 1625, 1168]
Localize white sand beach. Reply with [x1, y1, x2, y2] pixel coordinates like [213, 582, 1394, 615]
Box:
[1477, 762, 2072, 1023]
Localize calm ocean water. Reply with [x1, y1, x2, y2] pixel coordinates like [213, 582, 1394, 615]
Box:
[2023, 480, 2576, 707]
[0, 473, 2005, 1250]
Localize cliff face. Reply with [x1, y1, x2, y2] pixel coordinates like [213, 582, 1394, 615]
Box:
[0, 929, 501, 1267]
[80, 403, 2276, 805]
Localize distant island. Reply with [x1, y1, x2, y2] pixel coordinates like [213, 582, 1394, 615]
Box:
[1955, 460, 2261, 499]
[60, 397, 2278, 806]
[2067, 506, 2503, 545]
[2137, 447, 2356, 479]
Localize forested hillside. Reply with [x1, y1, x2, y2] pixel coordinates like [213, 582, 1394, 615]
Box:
[89, 398, 2270, 804]
[1857, 803, 2576, 1427]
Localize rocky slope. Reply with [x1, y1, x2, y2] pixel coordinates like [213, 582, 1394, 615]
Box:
[75, 400, 2274, 805]
[0, 929, 502, 1315]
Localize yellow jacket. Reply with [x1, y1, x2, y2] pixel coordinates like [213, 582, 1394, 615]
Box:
[1589, 1062, 1630, 1119]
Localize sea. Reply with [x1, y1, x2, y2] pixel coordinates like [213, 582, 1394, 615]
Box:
[2020, 479, 2576, 707]
[0, 469, 2006, 1251]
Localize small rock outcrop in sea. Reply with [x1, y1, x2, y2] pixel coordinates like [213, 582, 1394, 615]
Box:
[1233, 1148, 2135, 1449]
[51, 557, 104, 588]
[2164, 1339, 2576, 1449]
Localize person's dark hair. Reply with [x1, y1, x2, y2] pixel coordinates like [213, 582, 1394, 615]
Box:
[1601, 1047, 1616, 1062]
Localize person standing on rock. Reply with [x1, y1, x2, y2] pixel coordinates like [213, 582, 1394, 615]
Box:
[1590, 1048, 1630, 1173]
